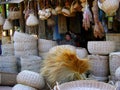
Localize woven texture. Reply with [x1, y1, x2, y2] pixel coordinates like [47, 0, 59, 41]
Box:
[88, 55, 109, 77]
[17, 70, 45, 89]
[88, 41, 116, 55]
[12, 84, 37, 90]
[20, 56, 42, 73]
[0, 56, 17, 73]
[38, 39, 57, 53]
[0, 72, 17, 86]
[1, 44, 14, 56]
[76, 47, 88, 59]
[109, 52, 120, 76]
[54, 80, 116, 90]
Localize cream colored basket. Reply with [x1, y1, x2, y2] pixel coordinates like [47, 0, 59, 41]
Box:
[1, 44, 14, 56]
[0, 56, 17, 73]
[87, 41, 116, 55]
[53, 80, 116, 90]
[98, 0, 119, 16]
[12, 84, 37, 90]
[76, 47, 88, 59]
[17, 70, 45, 89]
[38, 39, 57, 53]
[14, 31, 37, 42]
[14, 42, 37, 51]
[109, 52, 120, 76]
[88, 55, 109, 77]
[20, 56, 42, 73]
[15, 49, 38, 57]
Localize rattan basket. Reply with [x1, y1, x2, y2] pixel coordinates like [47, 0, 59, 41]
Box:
[17, 70, 45, 89]
[12, 84, 37, 90]
[87, 41, 116, 55]
[88, 55, 109, 77]
[53, 80, 116, 90]
[109, 52, 120, 76]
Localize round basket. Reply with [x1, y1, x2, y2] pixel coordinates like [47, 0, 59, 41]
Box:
[115, 67, 120, 80]
[38, 39, 57, 53]
[12, 84, 37, 90]
[1, 44, 14, 56]
[14, 31, 37, 42]
[88, 55, 109, 77]
[20, 56, 42, 73]
[17, 70, 45, 89]
[109, 52, 120, 76]
[14, 42, 37, 51]
[87, 41, 116, 55]
[53, 80, 116, 90]
[76, 47, 88, 59]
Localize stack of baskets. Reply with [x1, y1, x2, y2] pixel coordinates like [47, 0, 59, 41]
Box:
[87, 41, 116, 82]
[38, 39, 57, 59]
[14, 31, 38, 57]
[12, 70, 45, 90]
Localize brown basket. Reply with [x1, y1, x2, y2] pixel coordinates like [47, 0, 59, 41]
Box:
[0, 72, 17, 86]
[8, 7, 21, 20]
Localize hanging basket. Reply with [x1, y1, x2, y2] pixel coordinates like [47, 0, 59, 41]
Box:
[3, 19, 13, 30]
[8, 7, 21, 20]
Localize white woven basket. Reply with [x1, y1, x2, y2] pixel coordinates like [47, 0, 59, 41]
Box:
[17, 70, 45, 89]
[53, 80, 116, 90]
[1, 44, 14, 56]
[12, 84, 37, 90]
[88, 55, 109, 77]
[76, 47, 88, 59]
[14, 31, 37, 42]
[20, 56, 42, 73]
[14, 42, 37, 51]
[109, 52, 120, 76]
[87, 41, 116, 55]
[0, 56, 17, 73]
[115, 67, 120, 80]
[15, 49, 38, 57]
[38, 39, 57, 53]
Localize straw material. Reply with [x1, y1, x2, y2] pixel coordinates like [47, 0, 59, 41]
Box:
[14, 31, 37, 42]
[12, 84, 37, 90]
[109, 52, 120, 76]
[1, 44, 14, 56]
[14, 42, 37, 51]
[0, 72, 17, 86]
[76, 47, 88, 59]
[38, 39, 57, 53]
[88, 55, 109, 77]
[20, 56, 42, 73]
[88, 41, 116, 55]
[53, 80, 116, 90]
[0, 56, 17, 73]
[17, 70, 45, 89]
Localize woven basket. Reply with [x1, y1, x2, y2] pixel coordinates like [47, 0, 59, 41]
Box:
[0, 56, 17, 73]
[115, 67, 120, 80]
[20, 56, 42, 73]
[38, 39, 57, 53]
[12, 84, 37, 90]
[15, 49, 38, 57]
[14, 42, 37, 51]
[53, 80, 116, 90]
[8, 7, 21, 20]
[0, 72, 17, 86]
[76, 47, 88, 59]
[17, 70, 45, 89]
[87, 41, 116, 55]
[3, 19, 13, 30]
[1, 44, 14, 56]
[2, 36, 11, 45]
[14, 31, 37, 42]
[109, 52, 120, 76]
[98, 0, 119, 16]
[88, 55, 109, 77]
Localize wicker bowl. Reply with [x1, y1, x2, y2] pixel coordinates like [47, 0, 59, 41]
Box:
[53, 80, 116, 90]
[87, 41, 116, 55]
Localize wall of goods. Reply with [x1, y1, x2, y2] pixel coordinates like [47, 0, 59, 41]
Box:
[0, 0, 120, 44]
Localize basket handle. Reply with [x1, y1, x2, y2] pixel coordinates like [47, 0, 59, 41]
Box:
[13, 7, 19, 11]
